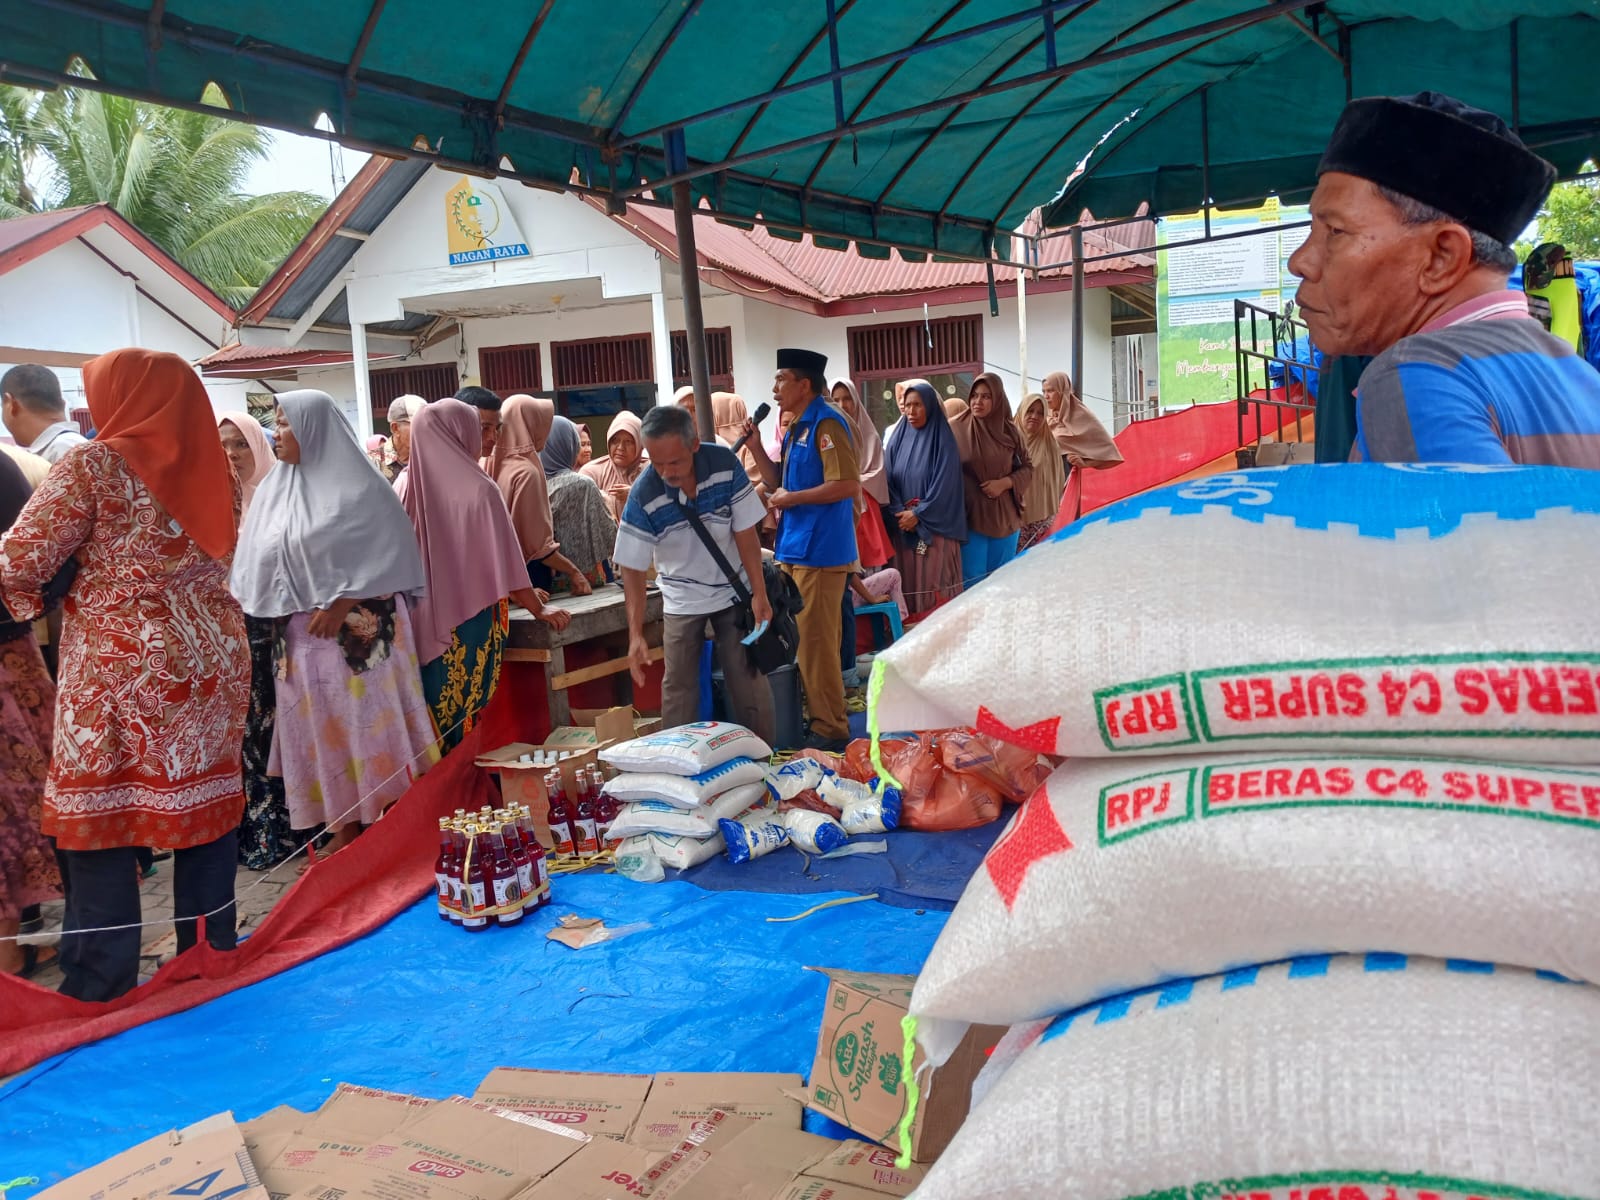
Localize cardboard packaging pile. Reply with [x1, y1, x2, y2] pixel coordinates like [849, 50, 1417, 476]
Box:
[38, 973, 996, 1198]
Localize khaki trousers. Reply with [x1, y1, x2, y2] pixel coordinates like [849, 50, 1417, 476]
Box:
[783, 564, 850, 741]
[660, 605, 777, 747]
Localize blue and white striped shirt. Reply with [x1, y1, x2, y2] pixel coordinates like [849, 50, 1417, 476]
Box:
[612, 444, 769, 615]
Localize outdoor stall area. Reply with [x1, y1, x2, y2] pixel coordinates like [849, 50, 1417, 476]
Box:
[3, 3, 1600, 1199]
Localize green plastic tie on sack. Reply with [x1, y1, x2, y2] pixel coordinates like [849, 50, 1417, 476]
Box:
[895, 1013, 920, 1168]
[1, 1178, 39, 1197]
[867, 658, 902, 792]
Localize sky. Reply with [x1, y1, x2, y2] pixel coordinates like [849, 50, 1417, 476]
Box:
[245, 124, 370, 200]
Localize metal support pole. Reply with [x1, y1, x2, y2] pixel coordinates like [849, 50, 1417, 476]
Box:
[1070, 225, 1084, 393]
[671, 180, 716, 444]
[650, 259, 676, 406]
[350, 319, 375, 443]
[1200, 87, 1212, 240]
[1017, 246, 1030, 398]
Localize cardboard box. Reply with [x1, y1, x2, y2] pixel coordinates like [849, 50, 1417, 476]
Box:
[256, 1085, 436, 1197]
[474, 1067, 653, 1138]
[796, 969, 1004, 1163]
[37, 1113, 268, 1200]
[630, 1072, 803, 1152]
[470, 1068, 800, 1150]
[477, 708, 658, 849]
[314, 1082, 436, 1139]
[293, 1096, 588, 1200]
[794, 1140, 924, 1197]
[640, 1111, 838, 1200]
[512, 1136, 661, 1199]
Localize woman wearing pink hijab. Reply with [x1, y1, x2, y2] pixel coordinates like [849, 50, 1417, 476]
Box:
[492, 395, 592, 595]
[580, 409, 647, 521]
[216, 411, 274, 526]
[401, 399, 570, 751]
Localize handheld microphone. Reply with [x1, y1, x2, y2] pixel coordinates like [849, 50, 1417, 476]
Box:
[730, 402, 772, 454]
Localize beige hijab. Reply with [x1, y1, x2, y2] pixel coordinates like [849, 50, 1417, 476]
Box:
[1042, 371, 1122, 467]
[580, 410, 647, 519]
[491, 394, 559, 561]
[1016, 393, 1069, 524]
[829, 379, 889, 506]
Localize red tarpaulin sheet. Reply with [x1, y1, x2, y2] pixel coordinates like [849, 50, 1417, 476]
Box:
[0, 717, 500, 1076]
[1054, 399, 1301, 530]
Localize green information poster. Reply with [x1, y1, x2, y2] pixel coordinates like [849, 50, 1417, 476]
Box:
[1156, 198, 1308, 407]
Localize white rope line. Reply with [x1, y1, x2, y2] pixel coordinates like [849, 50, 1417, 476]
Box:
[3, 709, 472, 947]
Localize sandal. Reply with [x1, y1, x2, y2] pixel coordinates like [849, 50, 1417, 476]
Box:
[14, 944, 58, 979]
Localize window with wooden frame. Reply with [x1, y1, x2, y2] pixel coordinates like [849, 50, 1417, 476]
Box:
[549, 333, 654, 389]
[478, 343, 543, 396]
[847, 314, 982, 378]
[670, 326, 735, 389]
[369, 362, 461, 425]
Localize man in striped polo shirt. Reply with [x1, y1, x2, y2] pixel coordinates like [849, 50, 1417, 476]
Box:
[1289, 91, 1600, 466]
[615, 404, 776, 745]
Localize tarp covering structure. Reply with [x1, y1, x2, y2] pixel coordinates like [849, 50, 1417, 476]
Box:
[0, 874, 950, 1194]
[1045, 7, 1600, 226]
[4, 3, 1595, 264]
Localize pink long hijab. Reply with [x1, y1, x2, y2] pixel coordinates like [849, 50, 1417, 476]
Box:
[491, 394, 560, 562]
[216, 409, 274, 525]
[401, 398, 532, 664]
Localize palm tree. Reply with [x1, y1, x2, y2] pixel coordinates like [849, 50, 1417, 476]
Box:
[0, 78, 326, 307]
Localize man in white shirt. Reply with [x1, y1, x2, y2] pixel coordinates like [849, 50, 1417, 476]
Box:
[2, 364, 86, 464]
[615, 404, 776, 745]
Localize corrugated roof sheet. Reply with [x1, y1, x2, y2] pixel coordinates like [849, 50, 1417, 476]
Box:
[0, 205, 94, 257]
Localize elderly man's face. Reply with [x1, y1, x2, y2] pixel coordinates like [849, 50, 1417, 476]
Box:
[1288, 172, 1441, 358]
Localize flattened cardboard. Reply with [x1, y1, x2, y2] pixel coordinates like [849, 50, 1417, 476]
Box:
[798, 1139, 925, 1197]
[514, 1136, 660, 1199]
[640, 1111, 836, 1200]
[630, 1072, 803, 1151]
[240, 1105, 308, 1173]
[37, 1113, 268, 1200]
[798, 968, 1004, 1163]
[260, 1133, 372, 1199]
[473, 1067, 652, 1139]
[293, 1096, 587, 1200]
[314, 1082, 435, 1139]
[775, 1181, 900, 1200]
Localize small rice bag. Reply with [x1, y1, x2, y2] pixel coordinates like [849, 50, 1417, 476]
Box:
[607, 782, 767, 840]
[614, 838, 666, 884]
[601, 758, 767, 809]
[599, 722, 771, 776]
[838, 785, 902, 836]
[783, 809, 848, 855]
[766, 758, 825, 803]
[645, 830, 727, 870]
[719, 809, 791, 864]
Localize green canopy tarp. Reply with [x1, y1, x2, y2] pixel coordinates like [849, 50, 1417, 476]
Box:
[1045, 7, 1600, 227]
[4, 3, 1595, 257]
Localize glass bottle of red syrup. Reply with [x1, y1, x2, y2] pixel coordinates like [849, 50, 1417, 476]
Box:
[500, 810, 535, 912]
[592, 767, 621, 851]
[546, 770, 576, 856]
[573, 770, 601, 855]
[489, 823, 524, 926]
[459, 824, 491, 932]
[517, 805, 550, 906]
[434, 817, 456, 922]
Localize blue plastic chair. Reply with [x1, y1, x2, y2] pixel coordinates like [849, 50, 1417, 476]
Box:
[855, 600, 904, 649]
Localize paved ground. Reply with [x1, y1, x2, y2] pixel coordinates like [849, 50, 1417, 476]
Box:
[23, 857, 299, 991]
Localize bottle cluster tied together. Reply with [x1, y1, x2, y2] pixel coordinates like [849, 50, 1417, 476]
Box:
[435, 805, 551, 931]
[544, 765, 621, 857]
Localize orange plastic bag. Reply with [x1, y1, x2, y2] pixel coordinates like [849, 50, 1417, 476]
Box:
[845, 731, 1029, 831]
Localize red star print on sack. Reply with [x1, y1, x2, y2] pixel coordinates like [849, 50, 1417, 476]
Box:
[984, 783, 1072, 910]
[976, 706, 1061, 754]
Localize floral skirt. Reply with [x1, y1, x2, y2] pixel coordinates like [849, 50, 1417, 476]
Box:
[420, 600, 509, 755]
[0, 633, 61, 920]
[239, 615, 295, 868]
[270, 600, 440, 830]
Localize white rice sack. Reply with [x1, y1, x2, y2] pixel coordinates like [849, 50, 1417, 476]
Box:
[911, 955, 1600, 1200]
[872, 465, 1600, 763]
[783, 809, 848, 855]
[720, 809, 791, 863]
[600, 758, 767, 809]
[909, 750, 1600, 1067]
[606, 783, 767, 840]
[639, 830, 726, 870]
[599, 721, 771, 775]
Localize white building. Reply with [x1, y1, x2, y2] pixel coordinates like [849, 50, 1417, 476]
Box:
[203, 158, 1153, 443]
[0, 204, 246, 424]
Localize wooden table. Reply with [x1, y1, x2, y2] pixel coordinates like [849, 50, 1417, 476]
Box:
[507, 583, 665, 725]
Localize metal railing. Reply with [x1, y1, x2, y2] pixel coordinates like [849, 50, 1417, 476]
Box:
[1234, 298, 1318, 467]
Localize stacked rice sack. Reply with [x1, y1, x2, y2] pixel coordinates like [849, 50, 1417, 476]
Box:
[598, 721, 771, 874]
[867, 464, 1600, 1199]
[721, 757, 902, 863]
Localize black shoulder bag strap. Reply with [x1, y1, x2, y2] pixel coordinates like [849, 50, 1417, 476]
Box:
[671, 496, 752, 608]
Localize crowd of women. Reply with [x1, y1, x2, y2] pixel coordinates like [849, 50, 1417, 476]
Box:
[0, 349, 1118, 1001]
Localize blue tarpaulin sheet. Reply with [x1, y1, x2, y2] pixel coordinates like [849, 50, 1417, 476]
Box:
[1, 874, 950, 1195]
[679, 823, 1003, 911]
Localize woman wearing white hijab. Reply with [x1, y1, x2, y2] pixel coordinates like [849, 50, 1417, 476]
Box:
[230, 391, 439, 861]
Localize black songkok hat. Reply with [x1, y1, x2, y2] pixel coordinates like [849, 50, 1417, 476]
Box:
[1317, 91, 1557, 246]
[776, 348, 828, 377]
